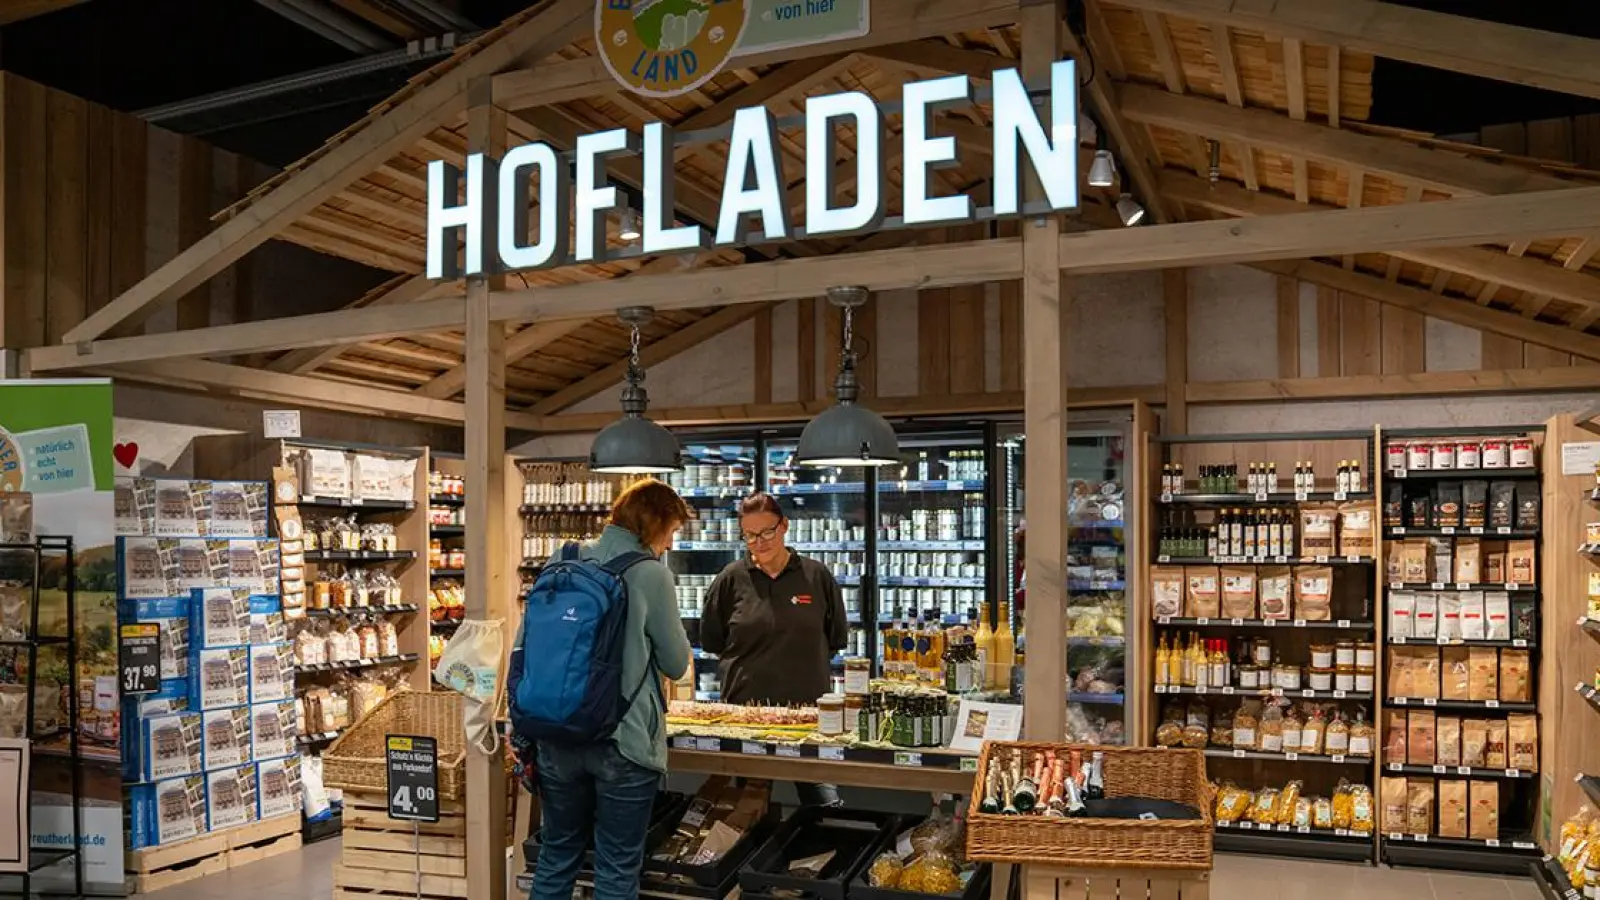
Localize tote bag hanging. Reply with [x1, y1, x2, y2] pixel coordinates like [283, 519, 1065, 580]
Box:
[434, 618, 505, 755]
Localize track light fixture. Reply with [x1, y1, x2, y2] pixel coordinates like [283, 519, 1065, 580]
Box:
[588, 307, 681, 475]
[1088, 149, 1115, 188]
[618, 209, 642, 243]
[796, 287, 899, 468]
[1207, 140, 1222, 184]
[1116, 193, 1146, 227]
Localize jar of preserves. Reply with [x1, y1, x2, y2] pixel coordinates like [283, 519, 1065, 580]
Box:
[1252, 638, 1272, 667]
[843, 694, 863, 733]
[1238, 664, 1261, 690]
[1309, 643, 1334, 669]
[844, 658, 871, 695]
[818, 695, 846, 735]
[1354, 669, 1375, 693]
[1273, 664, 1302, 690]
[1335, 640, 1356, 668]
[1334, 667, 1356, 692]
[1354, 641, 1376, 669]
[1308, 668, 1333, 691]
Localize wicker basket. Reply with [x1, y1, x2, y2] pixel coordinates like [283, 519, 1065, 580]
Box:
[324, 690, 469, 801]
[964, 742, 1214, 871]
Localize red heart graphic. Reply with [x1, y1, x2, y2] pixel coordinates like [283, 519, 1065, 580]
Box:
[113, 442, 139, 469]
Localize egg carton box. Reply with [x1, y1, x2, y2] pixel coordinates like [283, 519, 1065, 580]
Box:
[190, 646, 251, 711]
[256, 755, 303, 822]
[132, 711, 202, 784]
[206, 764, 259, 831]
[201, 706, 253, 771]
[249, 643, 294, 704]
[117, 596, 191, 680]
[190, 587, 251, 649]
[129, 774, 207, 849]
[251, 700, 297, 761]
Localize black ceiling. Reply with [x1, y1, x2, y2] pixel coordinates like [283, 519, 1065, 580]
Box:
[2, 0, 1599, 168]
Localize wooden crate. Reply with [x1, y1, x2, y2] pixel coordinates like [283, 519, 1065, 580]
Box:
[1023, 865, 1211, 900]
[126, 814, 300, 893]
[333, 788, 515, 900]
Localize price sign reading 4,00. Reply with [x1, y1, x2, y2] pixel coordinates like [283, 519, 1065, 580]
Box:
[118, 624, 161, 695]
[386, 735, 440, 823]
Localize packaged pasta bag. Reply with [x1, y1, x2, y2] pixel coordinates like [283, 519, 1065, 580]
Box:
[1322, 709, 1349, 757]
[1211, 707, 1235, 749]
[1233, 700, 1261, 750]
[1250, 787, 1280, 824]
[1216, 781, 1252, 823]
[1349, 783, 1376, 834]
[1331, 781, 1354, 830]
[1301, 706, 1328, 755]
[1155, 701, 1185, 747]
[1182, 700, 1209, 748]
[1348, 709, 1376, 759]
[1274, 781, 1303, 825]
[1281, 706, 1305, 753]
[1258, 702, 1285, 753]
[1312, 795, 1335, 830]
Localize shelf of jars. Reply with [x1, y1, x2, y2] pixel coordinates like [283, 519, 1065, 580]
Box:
[1150, 429, 1382, 862]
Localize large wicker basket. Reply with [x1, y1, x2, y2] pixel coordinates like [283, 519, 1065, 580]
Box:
[323, 690, 469, 801]
[965, 742, 1214, 870]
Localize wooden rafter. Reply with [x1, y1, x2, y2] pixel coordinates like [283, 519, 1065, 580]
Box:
[1118, 84, 1574, 197]
[269, 274, 443, 374]
[1102, 0, 1600, 101]
[64, 0, 590, 344]
[1260, 259, 1600, 362]
[1162, 172, 1600, 325]
[1075, 7, 1170, 222]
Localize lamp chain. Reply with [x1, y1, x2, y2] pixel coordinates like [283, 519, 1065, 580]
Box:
[841, 306, 855, 358]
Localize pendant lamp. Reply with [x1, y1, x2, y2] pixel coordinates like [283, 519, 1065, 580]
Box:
[796, 286, 900, 468]
[589, 306, 682, 474]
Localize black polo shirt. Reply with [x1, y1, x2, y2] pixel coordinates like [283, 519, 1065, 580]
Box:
[699, 550, 848, 705]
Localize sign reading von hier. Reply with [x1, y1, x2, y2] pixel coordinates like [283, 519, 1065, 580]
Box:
[425, 59, 1080, 280]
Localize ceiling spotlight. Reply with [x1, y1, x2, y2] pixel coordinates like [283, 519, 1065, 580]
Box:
[1088, 149, 1116, 188]
[796, 287, 900, 468]
[618, 209, 642, 243]
[1207, 139, 1222, 184]
[1116, 193, 1146, 227]
[589, 307, 681, 475]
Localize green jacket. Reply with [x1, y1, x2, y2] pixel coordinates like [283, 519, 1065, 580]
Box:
[578, 525, 692, 773]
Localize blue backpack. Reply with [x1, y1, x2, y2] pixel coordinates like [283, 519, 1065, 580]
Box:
[509, 543, 653, 744]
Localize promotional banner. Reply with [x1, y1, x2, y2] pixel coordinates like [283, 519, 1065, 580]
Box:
[0, 379, 121, 893]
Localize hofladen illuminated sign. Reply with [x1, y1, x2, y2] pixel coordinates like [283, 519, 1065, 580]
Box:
[425, 59, 1079, 280]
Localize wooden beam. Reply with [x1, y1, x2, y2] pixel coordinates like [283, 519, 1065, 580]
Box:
[493, 0, 1025, 110]
[754, 307, 773, 404]
[863, 42, 1008, 83]
[1070, 13, 1170, 223]
[1163, 269, 1188, 434]
[527, 303, 775, 416]
[92, 358, 540, 429]
[1160, 172, 1600, 318]
[1261, 259, 1600, 362]
[416, 319, 587, 399]
[0, 0, 87, 26]
[797, 298, 817, 403]
[269, 274, 441, 374]
[1316, 285, 1340, 377]
[1119, 84, 1573, 197]
[1188, 366, 1600, 404]
[676, 54, 852, 130]
[62, 0, 590, 343]
[1101, 0, 1600, 102]
[1276, 275, 1299, 378]
[1020, 0, 1067, 743]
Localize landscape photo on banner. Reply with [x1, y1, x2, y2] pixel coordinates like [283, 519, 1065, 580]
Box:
[0, 379, 123, 892]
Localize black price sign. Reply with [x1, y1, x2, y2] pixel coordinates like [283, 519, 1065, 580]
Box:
[386, 735, 439, 823]
[119, 624, 161, 695]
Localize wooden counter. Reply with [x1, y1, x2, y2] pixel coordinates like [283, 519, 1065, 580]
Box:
[667, 748, 977, 794]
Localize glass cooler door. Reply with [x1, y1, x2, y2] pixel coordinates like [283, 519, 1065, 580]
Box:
[1002, 410, 1136, 744]
[661, 435, 759, 701]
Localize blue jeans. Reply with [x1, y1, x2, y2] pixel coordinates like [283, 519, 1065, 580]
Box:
[531, 741, 661, 900]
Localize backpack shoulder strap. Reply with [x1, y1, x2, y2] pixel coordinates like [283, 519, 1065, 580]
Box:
[600, 550, 654, 578]
[558, 542, 583, 562]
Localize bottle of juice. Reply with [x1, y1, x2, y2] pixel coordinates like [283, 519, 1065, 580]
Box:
[973, 602, 995, 690]
[1154, 635, 1171, 686]
[993, 602, 1016, 691]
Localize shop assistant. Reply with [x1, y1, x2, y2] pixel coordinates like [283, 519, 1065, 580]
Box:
[701, 492, 848, 806]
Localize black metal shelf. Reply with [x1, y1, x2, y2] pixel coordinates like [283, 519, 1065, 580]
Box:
[1579, 774, 1600, 808]
[1206, 748, 1372, 765]
[428, 495, 466, 507]
[1159, 686, 1372, 701]
[1155, 555, 1374, 566]
[1581, 618, 1600, 640]
[520, 503, 609, 513]
[1385, 697, 1536, 712]
[1387, 467, 1540, 481]
[1387, 636, 1534, 649]
[1578, 683, 1600, 715]
[1155, 616, 1372, 630]
[1385, 527, 1538, 539]
[1386, 582, 1537, 594]
[431, 524, 465, 536]
[304, 603, 419, 617]
[297, 495, 414, 510]
[432, 568, 465, 579]
[1159, 491, 1372, 505]
[1383, 762, 1534, 780]
[1382, 833, 1541, 875]
[1531, 855, 1577, 900]
[304, 549, 416, 562]
[1212, 821, 1374, 862]
[294, 653, 421, 674]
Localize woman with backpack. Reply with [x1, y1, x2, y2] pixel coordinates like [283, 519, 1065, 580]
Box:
[510, 479, 693, 900]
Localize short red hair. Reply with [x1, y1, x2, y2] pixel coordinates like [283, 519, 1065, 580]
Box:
[609, 479, 694, 548]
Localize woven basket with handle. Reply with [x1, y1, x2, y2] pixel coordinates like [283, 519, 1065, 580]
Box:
[323, 690, 469, 801]
[964, 742, 1214, 870]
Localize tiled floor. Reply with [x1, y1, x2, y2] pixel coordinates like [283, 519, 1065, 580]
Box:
[144, 842, 1542, 900]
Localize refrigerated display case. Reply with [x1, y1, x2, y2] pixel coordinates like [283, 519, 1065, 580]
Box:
[1000, 408, 1139, 745]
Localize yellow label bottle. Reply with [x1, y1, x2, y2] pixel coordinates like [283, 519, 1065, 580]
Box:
[973, 602, 996, 689]
[993, 602, 1017, 691]
[1154, 635, 1170, 686]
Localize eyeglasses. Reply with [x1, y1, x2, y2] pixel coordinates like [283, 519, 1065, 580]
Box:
[741, 525, 781, 544]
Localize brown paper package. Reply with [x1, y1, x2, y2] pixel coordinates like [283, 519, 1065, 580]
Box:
[1406, 778, 1436, 836]
[1380, 776, 1409, 834]
[1484, 720, 1508, 769]
[1507, 714, 1538, 772]
[1441, 646, 1471, 701]
[1499, 649, 1531, 703]
[1469, 780, 1499, 841]
[1384, 710, 1409, 765]
[1466, 647, 1499, 701]
[1407, 710, 1436, 766]
[1461, 719, 1488, 768]
[1437, 780, 1468, 839]
[1185, 566, 1221, 619]
[1435, 716, 1461, 767]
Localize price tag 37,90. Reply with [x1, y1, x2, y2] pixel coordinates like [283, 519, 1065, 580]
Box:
[119, 623, 162, 696]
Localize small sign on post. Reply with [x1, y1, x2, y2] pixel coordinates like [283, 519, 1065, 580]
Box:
[118, 623, 161, 695]
[386, 735, 440, 822]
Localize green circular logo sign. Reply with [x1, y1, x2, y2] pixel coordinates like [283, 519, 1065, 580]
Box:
[598, 0, 750, 98]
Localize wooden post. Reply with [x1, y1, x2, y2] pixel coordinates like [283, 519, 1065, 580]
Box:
[464, 75, 509, 900]
[1019, 0, 1067, 743]
[1163, 269, 1188, 434]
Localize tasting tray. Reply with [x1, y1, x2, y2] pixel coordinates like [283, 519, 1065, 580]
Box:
[737, 806, 896, 900]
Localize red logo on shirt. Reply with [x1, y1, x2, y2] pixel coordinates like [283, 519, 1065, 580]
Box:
[791, 594, 812, 605]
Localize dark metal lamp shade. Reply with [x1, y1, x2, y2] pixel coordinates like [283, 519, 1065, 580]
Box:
[589, 414, 681, 474]
[795, 401, 900, 467]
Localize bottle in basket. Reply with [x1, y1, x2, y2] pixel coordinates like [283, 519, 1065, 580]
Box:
[1086, 751, 1106, 800]
[1013, 754, 1043, 813]
[1000, 755, 1021, 815]
[1043, 756, 1067, 817]
[979, 763, 1002, 814]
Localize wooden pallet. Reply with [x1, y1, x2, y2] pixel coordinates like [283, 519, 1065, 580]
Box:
[127, 814, 301, 893]
[1022, 865, 1211, 900]
[333, 788, 516, 900]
